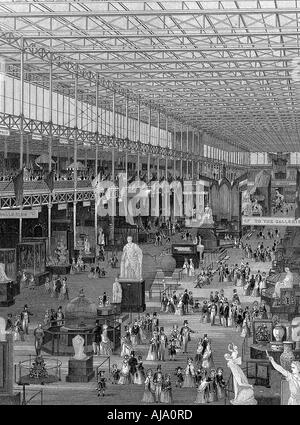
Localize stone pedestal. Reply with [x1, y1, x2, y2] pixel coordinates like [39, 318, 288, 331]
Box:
[66, 356, 95, 383]
[0, 280, 15, 307]
[0, 336, 21, 405]
[119, 279, 145, 313]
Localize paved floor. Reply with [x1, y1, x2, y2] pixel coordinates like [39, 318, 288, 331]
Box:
[3, 228, 284, 405]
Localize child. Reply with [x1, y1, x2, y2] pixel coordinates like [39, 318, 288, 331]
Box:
[174, 366, 184, 388]
[215, 367, 226, 400]
[168, 339, 177, 361]
[111, 364, 120, 385]
[97, 370, 106, 397]
[161, 374, 173, 404]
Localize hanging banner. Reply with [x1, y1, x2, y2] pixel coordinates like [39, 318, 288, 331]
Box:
[83, 201, 91, 207]
[0, 209, 38, 219]
[242, 216, 300, 227]
[0, 127, 10, 136]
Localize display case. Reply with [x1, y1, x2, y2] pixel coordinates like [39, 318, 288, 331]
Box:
[0, 248, 16, 281]
[17, 241, 46, 276]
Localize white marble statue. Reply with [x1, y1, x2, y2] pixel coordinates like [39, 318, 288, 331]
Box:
[72, 334, 88, 360]
[202, 206, 214, 225]
[119, 236, 143, 280]
[0, 263, 9, 282]
[0, 316, 6, 341]
[224, 343, 257, 405]
[197, 236, 204, 260]
[84, 237, 91, 255]
[112, 278, 122, 304]
[97, 227, 105, 246]
[273, 267, 294, 299]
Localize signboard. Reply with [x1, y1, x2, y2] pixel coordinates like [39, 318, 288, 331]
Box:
[58, 203, 67, 210]
[242, 216, 300, 227]
[83, 201, 91, 207]
[172, 244, 196, 254]
[0, 209, 38, 219]
[0, 128, 10, 136]
[32, 133, 43, 141]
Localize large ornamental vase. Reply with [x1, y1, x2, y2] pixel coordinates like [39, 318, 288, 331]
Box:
[273, 324, 285, 343]
[280, 341, 295, 372]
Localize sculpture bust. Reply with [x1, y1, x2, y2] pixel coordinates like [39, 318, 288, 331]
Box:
[120, 236, 143, 280]
[112, 278, 122, 304]
[72, 334, 88, 360]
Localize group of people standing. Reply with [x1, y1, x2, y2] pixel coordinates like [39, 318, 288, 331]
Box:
[160, 289, 194, 316]
[44, 275, 69, 301]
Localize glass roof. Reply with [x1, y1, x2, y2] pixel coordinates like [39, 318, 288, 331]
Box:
[0, 0, 300, 152]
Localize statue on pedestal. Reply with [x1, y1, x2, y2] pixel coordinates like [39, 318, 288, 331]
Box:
[72, 334, 88, 361]
[273, 267, 294, 300]
[120, 236, 143, 280]
[202, 206, 214, 225]
[84, 237, 91, 255]
[54, 240, 68, 265]
[224, 344, 257, 405]
[112, 278, 122, 304]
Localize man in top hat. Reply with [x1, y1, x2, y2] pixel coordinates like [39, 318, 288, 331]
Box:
[153, 364, 163, 403]
[128, 351, 138, 383]
[158, 327, 168, 362]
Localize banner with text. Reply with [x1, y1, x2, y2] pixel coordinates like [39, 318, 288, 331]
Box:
[0, 209, 39, 219]
[242, 216, 300, 226]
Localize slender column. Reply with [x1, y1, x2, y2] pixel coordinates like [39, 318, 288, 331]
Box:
[192, 130, 195, 179]
[19, 41, 25, 242]
[111, 91, 116, 245]
[73, 72, 78, 251]
[95, 80, 99, 249]
[157, 111, 160, 180]
[125, 97, 129, 139]
[180, 124, 183, 178]
[49, 54, 53, 172]
[147, 106, 151, 181]
[173, 125, 176, 176]
[186, 126, 189, 179]
[26, 135, 29, 167]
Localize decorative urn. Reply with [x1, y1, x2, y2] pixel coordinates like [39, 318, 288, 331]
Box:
[280, 341, 295, 372]
[273, 324, 285, 343]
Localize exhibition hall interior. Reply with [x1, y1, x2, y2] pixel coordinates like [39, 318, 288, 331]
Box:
[1, 0, 300, 407]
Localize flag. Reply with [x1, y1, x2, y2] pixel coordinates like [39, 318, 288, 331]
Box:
[13, 169, 24, 206]
[295, 170, 300, 220]
[44, 170, 54, 192]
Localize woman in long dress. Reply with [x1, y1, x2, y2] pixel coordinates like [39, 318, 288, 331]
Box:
[146, 331, 159, 361]
[120, 330, 132, 357]
[118, 355, 131, 385]
[224, 344, 256, 405]
[183, 358, 196, 388]
[99, 325, 113, 356]
[267, 353, 300, 405]
[134, 356, 145, 385]
[195, 338, 203, 365]
[142, 369, 155, 403]
[161, 374, 173, 404]
[194, 374, 209, 404]
[202, 341, 215, 370]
